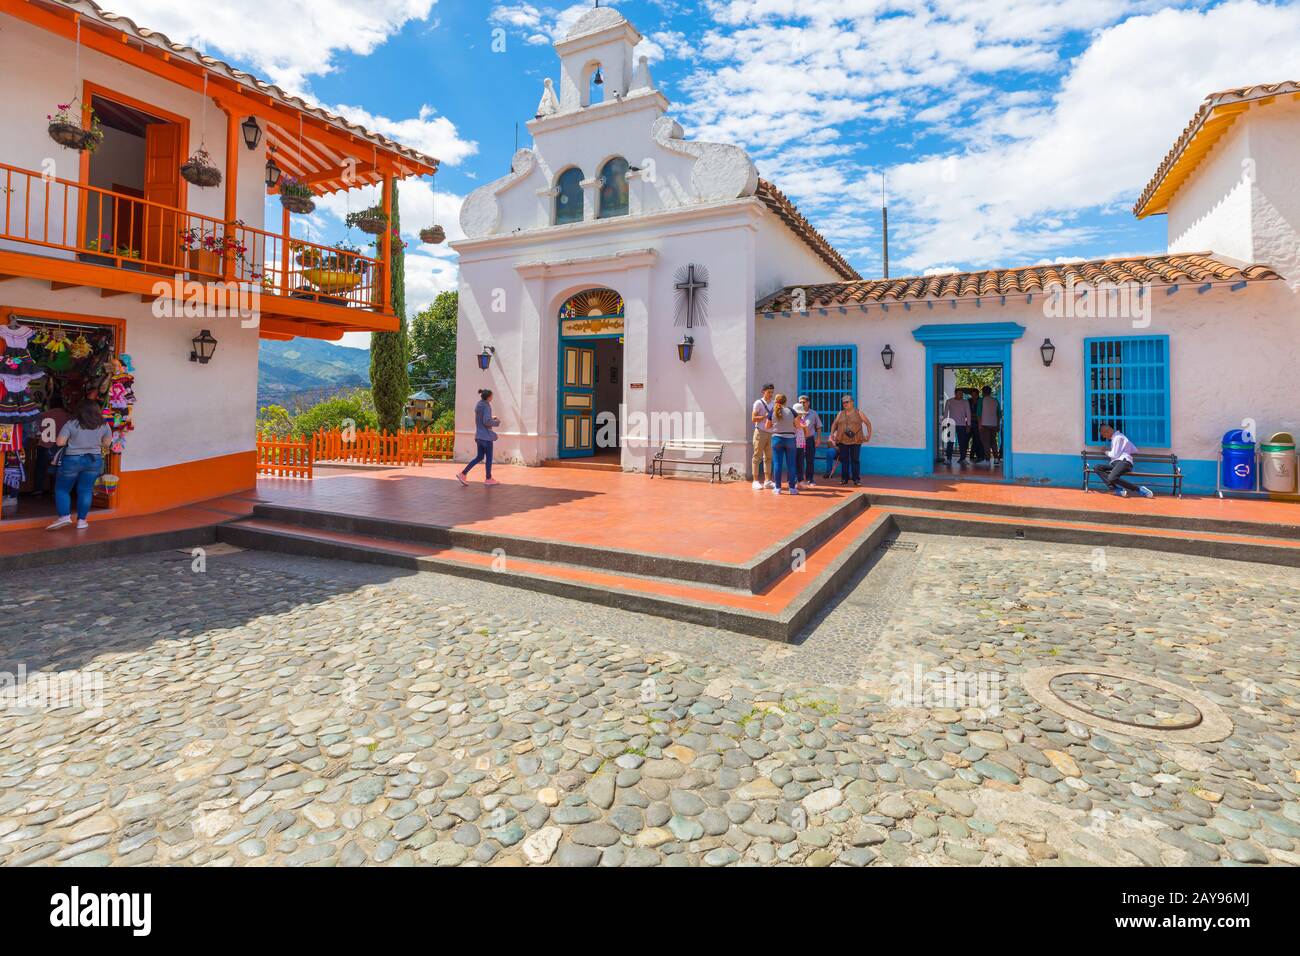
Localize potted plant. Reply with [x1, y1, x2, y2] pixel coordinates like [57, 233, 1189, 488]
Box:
[369, 226, 408, 255]
[419, 225, 446, 244]
[302, 240, 367, 296]
[83, 234, 143, 270]
[179, 223, 248, 277]
[180, 147, 223, 188]
[345, 205, 387, 235]
[291, 240, 323, 268]
[47, 100, 104, 152]
[279, 176, 316, 214]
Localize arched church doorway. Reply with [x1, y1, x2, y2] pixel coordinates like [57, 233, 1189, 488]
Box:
[557, 288, 624, 460]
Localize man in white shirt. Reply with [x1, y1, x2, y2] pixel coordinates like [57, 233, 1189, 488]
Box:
[943, 390, 972, 463]
[751, 383, 775, 489]
[1093, 424, 1154, 498]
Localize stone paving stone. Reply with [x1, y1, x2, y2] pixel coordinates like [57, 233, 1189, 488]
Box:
[0, 535, 1296, 867]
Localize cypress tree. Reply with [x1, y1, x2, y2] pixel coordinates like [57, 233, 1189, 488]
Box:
[370, 180, 409, 432]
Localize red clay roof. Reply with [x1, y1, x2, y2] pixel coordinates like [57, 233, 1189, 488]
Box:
[755, 180, 860, 281]
[755, 253, 1280, 312]
[1135, 81, 1299, 217]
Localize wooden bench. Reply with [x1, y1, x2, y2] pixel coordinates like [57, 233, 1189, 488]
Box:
[1081, 450, 1183, 497]
[649, 439, 724, 482]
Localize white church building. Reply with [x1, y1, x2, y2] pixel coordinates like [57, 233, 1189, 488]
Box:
[454, 7, 1298, 495]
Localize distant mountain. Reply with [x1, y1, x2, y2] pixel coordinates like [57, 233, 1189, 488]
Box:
[258, 338, 370, 408]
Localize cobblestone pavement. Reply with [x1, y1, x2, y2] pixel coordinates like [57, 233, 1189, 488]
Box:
[1, 534, 1298, 867]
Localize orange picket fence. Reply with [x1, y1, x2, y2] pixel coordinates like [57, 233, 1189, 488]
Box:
[255, 436, 313, 479]
[256, 429, 454, 478]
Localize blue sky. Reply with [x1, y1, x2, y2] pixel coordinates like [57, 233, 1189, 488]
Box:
[108, 0, 1300, 344]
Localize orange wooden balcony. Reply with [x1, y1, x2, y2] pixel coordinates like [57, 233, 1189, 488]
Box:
[0, 161, 396, 340]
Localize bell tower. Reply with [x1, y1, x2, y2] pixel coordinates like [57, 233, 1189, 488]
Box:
[555, 6, 641, 110]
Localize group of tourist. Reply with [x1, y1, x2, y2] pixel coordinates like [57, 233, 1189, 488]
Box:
[750, 384, 873, 494]
[942, 385, 1002, 465]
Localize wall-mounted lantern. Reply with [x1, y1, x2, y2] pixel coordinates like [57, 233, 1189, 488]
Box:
[477, 346, 496, 371]
[880, 344, 894, 370]
[190, 329, 218, 364]
[1040, 338, 1056, 367]
[241, 116, 263, 151]
[677, 335, 694, 363]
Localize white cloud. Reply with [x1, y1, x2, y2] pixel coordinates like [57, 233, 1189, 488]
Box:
[101, 0, 439, 94]
[329, 104, 478, 167]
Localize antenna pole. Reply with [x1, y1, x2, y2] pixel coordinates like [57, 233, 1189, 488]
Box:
[881, 173, 889, 280]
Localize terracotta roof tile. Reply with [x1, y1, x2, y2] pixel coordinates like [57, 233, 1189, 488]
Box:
[755, 253, 1280, 312]
[754, 180, 860, 281]
[1135, 81, 1299, 217]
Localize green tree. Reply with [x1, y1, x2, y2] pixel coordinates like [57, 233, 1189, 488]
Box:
[292, 389, 378, 435]
[410, 290, 457, 387]
[370, 181, 409, 432]
[256, 404, 294, 438]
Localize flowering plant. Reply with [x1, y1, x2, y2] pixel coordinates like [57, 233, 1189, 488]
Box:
[86, 233, 139, 258]
[47, 100, 104, 152]
[369, 226, 408, 252]
[179, 222, 249, 261]
[279, 175, 314, 200]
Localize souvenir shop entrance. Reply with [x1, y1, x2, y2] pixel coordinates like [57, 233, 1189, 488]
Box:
[0, 309, 133, 525]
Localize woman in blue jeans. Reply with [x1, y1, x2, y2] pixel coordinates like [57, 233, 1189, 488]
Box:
[767, 393, 800, 495]
[47, 399, 111, 531]
[457, 388, 501, 486]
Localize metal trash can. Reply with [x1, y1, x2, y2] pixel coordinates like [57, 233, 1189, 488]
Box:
[1221, 428, 1256, 491]
[1260, 431, 1297, 494]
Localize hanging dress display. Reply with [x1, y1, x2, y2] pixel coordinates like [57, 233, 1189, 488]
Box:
[0, 322, 44, 423]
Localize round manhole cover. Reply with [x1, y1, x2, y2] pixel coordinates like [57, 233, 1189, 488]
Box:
[1022, 666, 1233, 743]
[1048, 672, 1203, 731]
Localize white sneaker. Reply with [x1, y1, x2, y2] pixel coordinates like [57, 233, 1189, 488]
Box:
[76, 519, 89, 530]
[752, 480, 763, 490]
[789, 487, 800, 495]
[763, 481, 776, 489]
[1139, 486, 1154, 498]
[772, 487, 783, 495]
[46, 516, 72, 531]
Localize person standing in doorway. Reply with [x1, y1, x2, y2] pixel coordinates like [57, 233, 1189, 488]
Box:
[965, 388, 985, 462]
[796, 394, 822, 487]
[1093, 423, 1153, 498]
[457, 388, 501, 487]
[768, 393, 799, 495]
[979, 385, 1001, 463]
[751, 383, 775, 490]
[829, 394, 872, 487]
[944, 388, 971, 464]
[45, 399, 110, 531]
[33, 393, 70, 496]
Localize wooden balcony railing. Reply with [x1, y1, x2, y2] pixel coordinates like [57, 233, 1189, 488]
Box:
[0, 161, 384, 311]
[256, 429, 454, 478]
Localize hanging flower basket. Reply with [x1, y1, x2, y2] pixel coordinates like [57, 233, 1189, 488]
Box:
[279, 175, 316, 215]
[47, 102, 103, 152]
[181, 148, 222, 188]
[346, 206, 387, 236]
[420, 225, 446, 245]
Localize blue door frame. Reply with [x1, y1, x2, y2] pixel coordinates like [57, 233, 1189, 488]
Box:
[557, 332, 622, 458]
[912, 322, 1025, 481]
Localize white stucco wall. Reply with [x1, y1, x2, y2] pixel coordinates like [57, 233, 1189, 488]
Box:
[1, 278, 260, 473]
[1167, 98, 1300, 285]
[755, 280, 1300, 490]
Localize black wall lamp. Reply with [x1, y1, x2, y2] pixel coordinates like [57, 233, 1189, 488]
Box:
[190, 329, 218, 364]
[241, 116, 263, 150]
[677, 335, 694, 363]
[477, 346, 496, 371]
[264, 150, 282, 189]
[1040, 338, 1056, 366]
[880, 344, 894, 370]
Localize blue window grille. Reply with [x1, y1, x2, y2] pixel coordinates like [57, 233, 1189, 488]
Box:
[1084, 335, 1170, 446]
[797, 346, 857, 463]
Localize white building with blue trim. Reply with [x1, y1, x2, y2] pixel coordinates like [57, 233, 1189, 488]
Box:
[455, 8, 1298, 495]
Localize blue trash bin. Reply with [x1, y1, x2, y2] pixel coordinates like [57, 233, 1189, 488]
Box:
[1221, 429, 1256, 491]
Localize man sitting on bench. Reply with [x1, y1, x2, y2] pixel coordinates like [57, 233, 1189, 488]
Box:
[1094, 424, 1154, 499]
